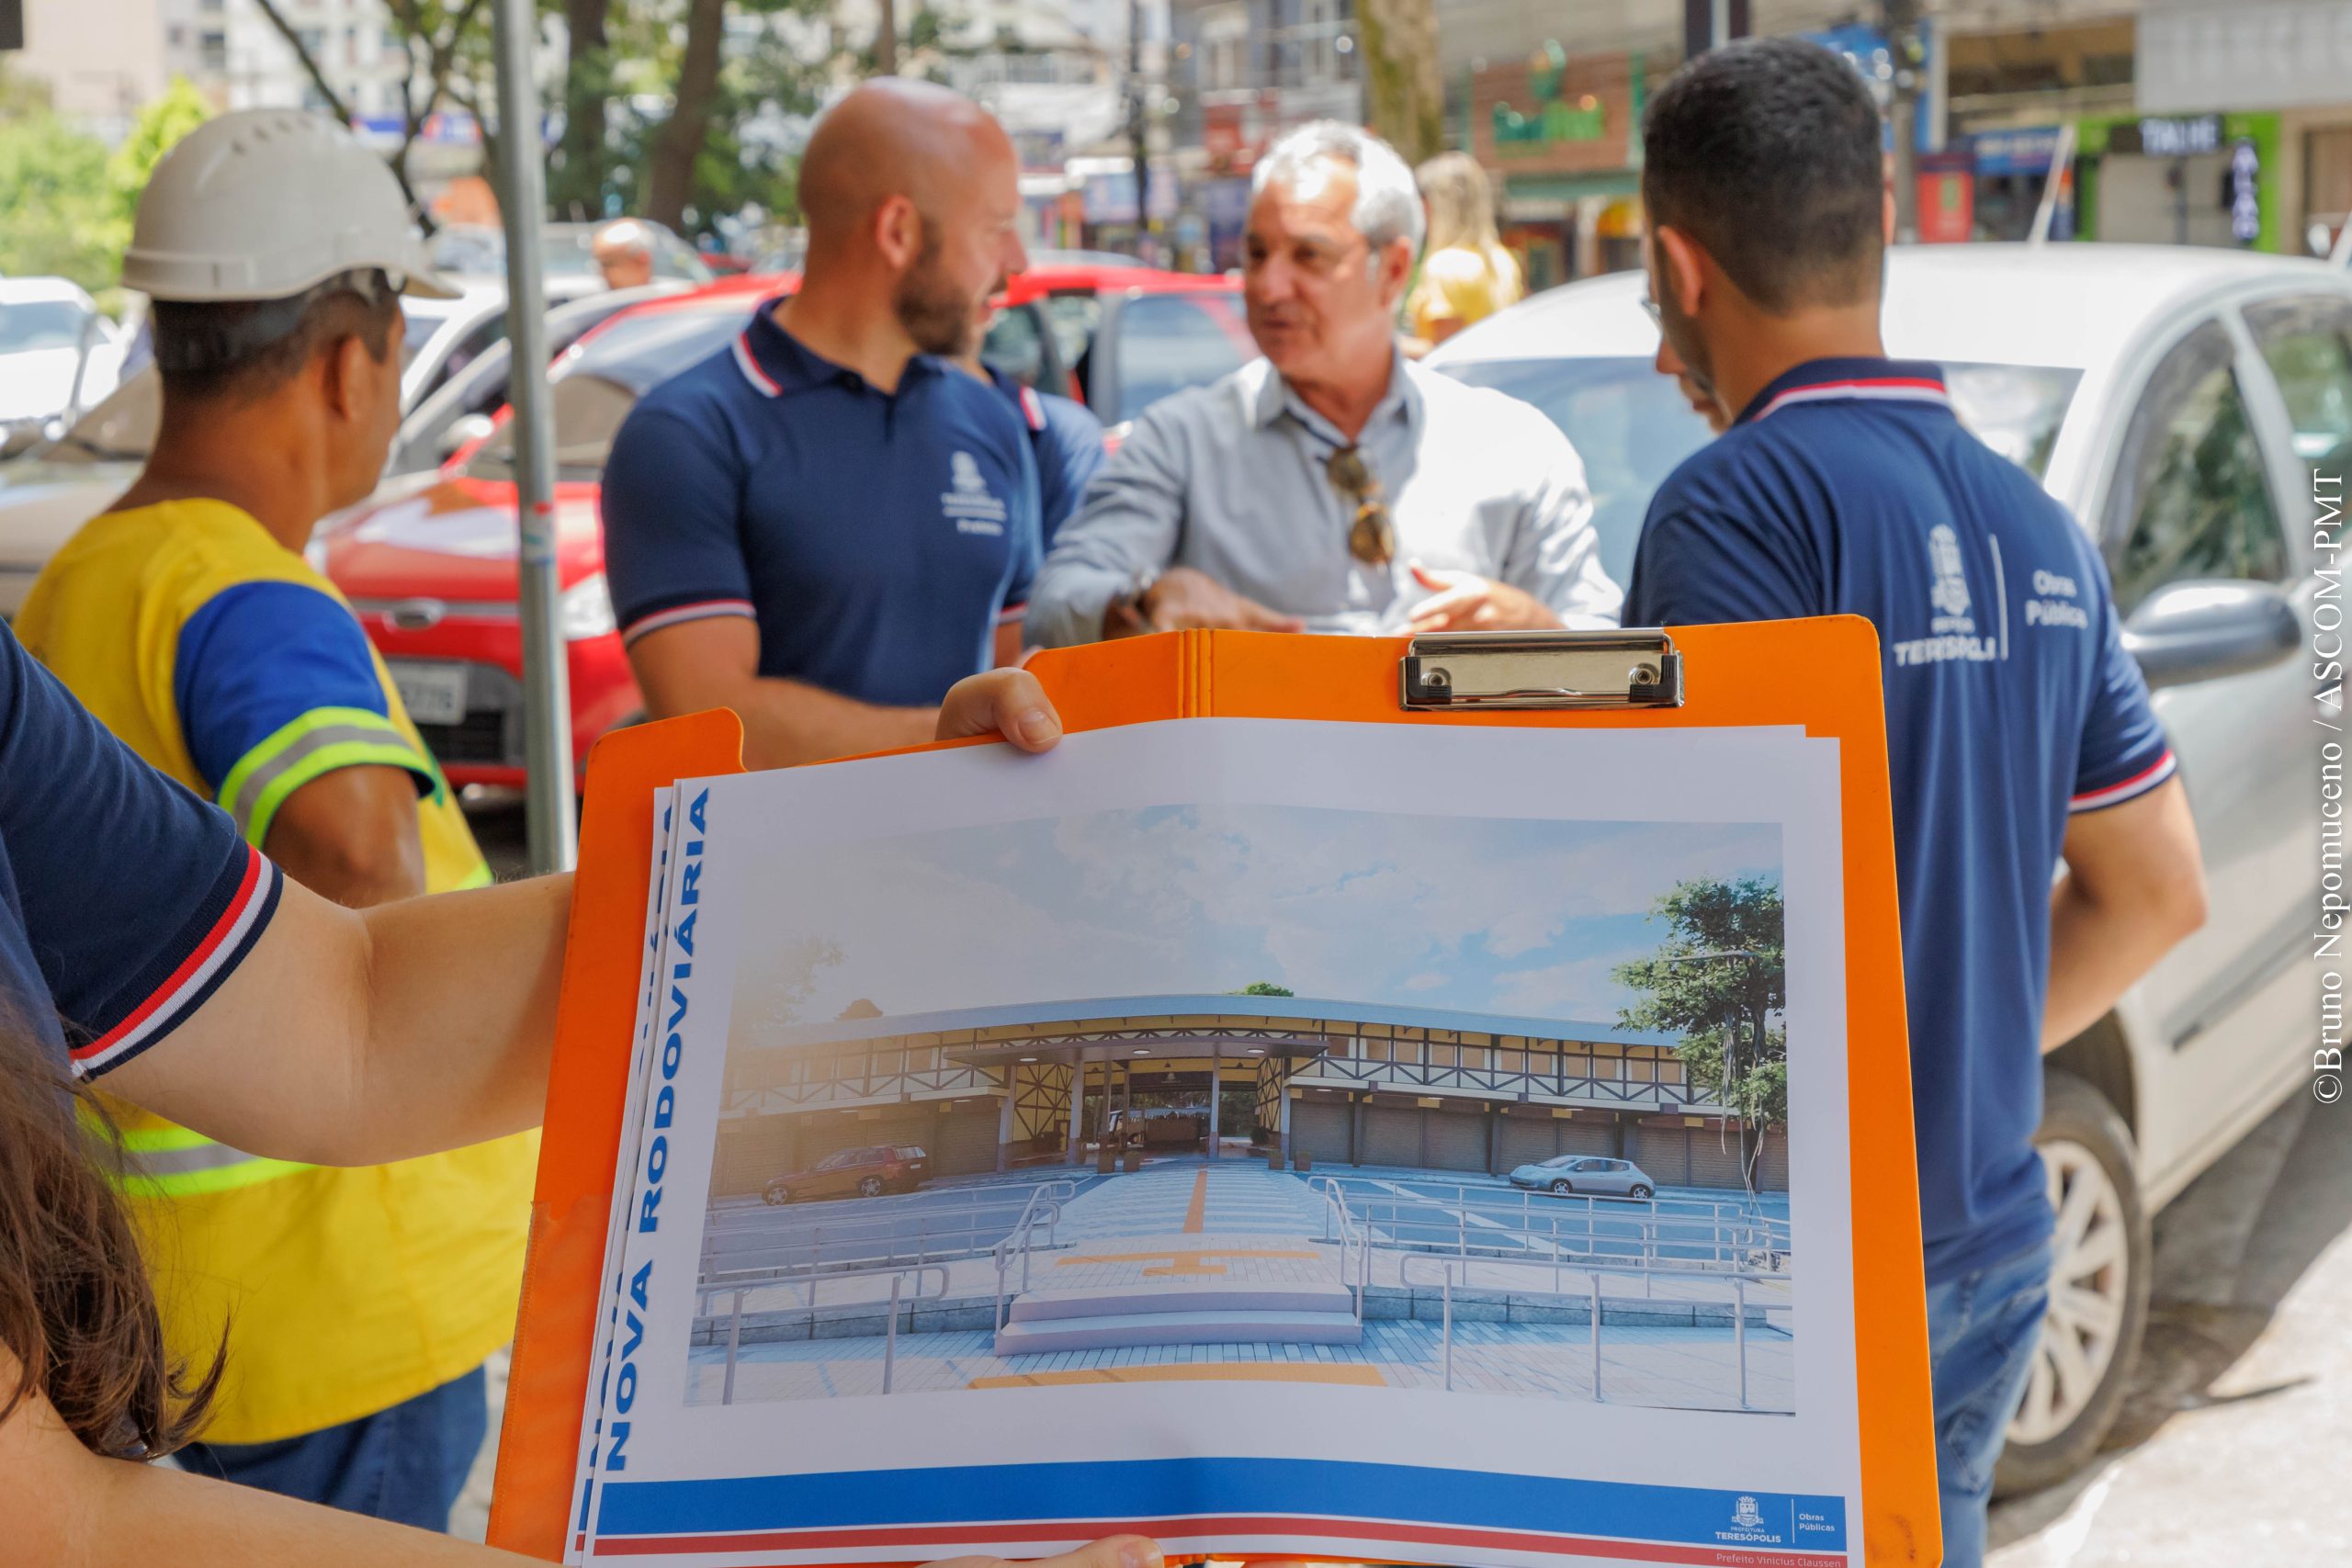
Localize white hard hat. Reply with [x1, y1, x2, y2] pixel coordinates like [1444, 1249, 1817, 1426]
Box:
[123, 108, 458, 303]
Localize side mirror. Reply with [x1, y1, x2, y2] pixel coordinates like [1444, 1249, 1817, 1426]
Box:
[2121, 579, 2301, 689]
[438, 412, 497, 458]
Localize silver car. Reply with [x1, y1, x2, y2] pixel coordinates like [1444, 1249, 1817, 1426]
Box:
[1509, 1155, 1657, 1201]
[1432, 242, 2329, 1495]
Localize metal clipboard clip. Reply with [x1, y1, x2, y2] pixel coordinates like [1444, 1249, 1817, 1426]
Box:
[1398, 628, 1685, 711]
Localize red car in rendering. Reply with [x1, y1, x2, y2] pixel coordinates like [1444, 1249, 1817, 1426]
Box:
[320, 265, 1250, 789]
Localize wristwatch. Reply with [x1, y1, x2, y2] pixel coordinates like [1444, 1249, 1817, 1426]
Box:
[1106, 565, 1165, 635]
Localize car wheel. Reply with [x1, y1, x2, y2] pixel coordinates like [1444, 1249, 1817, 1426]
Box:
[1550, 1179, 1574, 1196]
[1630, 1183, 1654, 1200]
[1994, 1068, 2151, 1498]
[857, 1175, 886, 1199]
[763, 1186, 790, 1206]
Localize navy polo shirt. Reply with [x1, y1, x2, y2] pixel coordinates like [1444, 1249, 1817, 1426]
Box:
[0, 620, 281, 1080]
[1624, 358, 2174, 1285]
[985, 367, 1108, 548]
[602, 299, 1044, 707]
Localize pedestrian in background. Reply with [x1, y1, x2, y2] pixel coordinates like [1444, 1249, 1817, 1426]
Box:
[592, 218, 658, 290]
[1623, 40, 2207, 1564]
[1406, 151, 1522, 353]
[1026, 120, 1618, 646]
[14, 109, 537, 1531]
[954, 302, 1108, 550]
[601, 78, 1050, 769]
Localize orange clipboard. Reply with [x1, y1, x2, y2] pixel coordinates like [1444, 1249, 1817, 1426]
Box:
[489, 618, 1937, 1567]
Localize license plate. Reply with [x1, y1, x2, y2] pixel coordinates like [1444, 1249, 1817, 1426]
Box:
[389, 660, 469, 726]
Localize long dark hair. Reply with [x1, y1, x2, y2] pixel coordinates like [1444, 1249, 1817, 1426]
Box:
[0, 1027, 220, 1458]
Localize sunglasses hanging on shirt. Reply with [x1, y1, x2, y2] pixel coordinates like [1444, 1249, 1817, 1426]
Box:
[1324, 445, 1397, 568]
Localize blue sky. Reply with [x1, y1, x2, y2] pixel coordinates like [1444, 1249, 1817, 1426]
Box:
[730, 805, 1781, 1037]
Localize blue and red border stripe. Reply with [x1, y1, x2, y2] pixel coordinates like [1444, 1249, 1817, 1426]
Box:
[587, 1459, 1847, 1564]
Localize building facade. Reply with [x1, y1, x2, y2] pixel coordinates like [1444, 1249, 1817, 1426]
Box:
[1166, 0, 1363, 270]
[712, 995, 1790, 1200]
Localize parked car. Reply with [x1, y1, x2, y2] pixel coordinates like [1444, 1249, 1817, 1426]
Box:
[428, 220, 713, 295]
[985, 265, 1252, 431]
[1104, 1107, 1206, 1148]
[1430, 242, 2331, 1495]
[1509, 1155, 1657, 1201]
[385, 281, 705, 478]
[0, 277, 125, 458]
[0, 282, 512, 615]
[761, 1144, 931, 1204]
[322, 265, 1262, 787]
[317, 280, 794, 787]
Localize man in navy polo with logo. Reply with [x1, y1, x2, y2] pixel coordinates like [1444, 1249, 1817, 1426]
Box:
[603, 79, 1048, 770]
[1627, 41, 2208, 1565]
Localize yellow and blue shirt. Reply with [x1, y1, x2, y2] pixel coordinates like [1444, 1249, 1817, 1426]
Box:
[17, 497, 537, 1443]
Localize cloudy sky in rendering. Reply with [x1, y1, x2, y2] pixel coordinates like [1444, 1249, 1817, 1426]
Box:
[730, 805, 1781, 1037]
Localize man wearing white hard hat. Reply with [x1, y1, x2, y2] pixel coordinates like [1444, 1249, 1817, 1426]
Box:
[15, 108, 536, 1529]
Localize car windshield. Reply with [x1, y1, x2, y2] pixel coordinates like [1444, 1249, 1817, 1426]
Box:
[1437, 357, 2082, 586]
[0, 299, 95, 354]
[46, 367, 158, 462]
[458, 299, 759, 482]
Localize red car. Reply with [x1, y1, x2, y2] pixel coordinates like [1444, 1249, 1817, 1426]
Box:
[320, 265, 1250, 789]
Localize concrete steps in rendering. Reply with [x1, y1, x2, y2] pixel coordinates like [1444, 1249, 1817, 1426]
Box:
[994, 1278, 1363, 1356]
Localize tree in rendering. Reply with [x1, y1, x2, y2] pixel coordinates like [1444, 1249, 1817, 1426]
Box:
[1612, 875, 1787, 1192]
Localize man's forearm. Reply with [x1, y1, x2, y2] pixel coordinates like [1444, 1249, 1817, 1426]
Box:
[733, 675, 935, 770]
[106, 874, 571, 1168]
[2042, 874, 2188, 1051]
[1025, 565, 1127, 649]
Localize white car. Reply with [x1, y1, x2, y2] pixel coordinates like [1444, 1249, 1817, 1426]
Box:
[1431, 243, 2329, 1495]
[0, 278, 125, 457]
[0, 284, 510, 614]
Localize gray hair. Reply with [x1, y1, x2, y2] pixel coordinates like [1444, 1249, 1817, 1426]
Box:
[1252, 120, 1426, 263]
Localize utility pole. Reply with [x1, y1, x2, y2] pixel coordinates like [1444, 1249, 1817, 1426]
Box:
[1883, 0, 1924, 243]
[1126, 0, 1151, 263]
[876, 0, 898, 74]
[1680, 0, 1747, 61]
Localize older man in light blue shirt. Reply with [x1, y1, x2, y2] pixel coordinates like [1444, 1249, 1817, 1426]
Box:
[1026, 122, 1621, 645]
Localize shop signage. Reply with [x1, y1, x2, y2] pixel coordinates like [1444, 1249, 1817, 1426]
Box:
[2136, 114, 2224, 158]
[1969, 126, 2061, 178]
[2232, 140, 2263, 244]
[1491, 44, 1608, 152]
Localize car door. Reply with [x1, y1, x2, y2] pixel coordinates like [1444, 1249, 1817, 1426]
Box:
[1095, 291, 1254, 425]
[2093, 310, 2315, 1188]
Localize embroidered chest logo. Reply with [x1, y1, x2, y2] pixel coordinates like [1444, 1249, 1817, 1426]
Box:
[942, 450, 1007, 536]
[1892, 522, 2004, 668]
[1928, 523, 1973, 626]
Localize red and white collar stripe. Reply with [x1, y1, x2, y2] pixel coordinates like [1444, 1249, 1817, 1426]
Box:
[2070, 750, 2177, 813]
[731, 333, 782, 398]
[621, 599, 757, 647]
[1750, 376, 1951, 423]
[72, 847, 281, 1078]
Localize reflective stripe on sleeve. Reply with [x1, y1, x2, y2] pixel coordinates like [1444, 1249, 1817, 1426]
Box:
[215, 706, 429, 846]
[80, 1110, 312, 1197]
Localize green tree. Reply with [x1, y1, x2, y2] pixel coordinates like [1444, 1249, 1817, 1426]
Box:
[1355, 0, 1443, 164]
[0, 96, 121, 290]
[106, 77, 211, 232]
[1612, 875, 1787, 1190]
[1232, 982, 1295, 997]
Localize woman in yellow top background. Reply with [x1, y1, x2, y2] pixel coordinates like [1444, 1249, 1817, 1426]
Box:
[1406, 152, 1525, 351]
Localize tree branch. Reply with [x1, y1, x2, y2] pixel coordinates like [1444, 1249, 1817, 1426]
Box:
[251, 0, 356, 124]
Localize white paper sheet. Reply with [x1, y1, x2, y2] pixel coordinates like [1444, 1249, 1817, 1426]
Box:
[573, 720, 1860, 1568]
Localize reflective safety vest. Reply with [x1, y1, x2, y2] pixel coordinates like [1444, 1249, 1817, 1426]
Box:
[20, 497, 536, 1442]
[95, 1113, 312, 1196]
